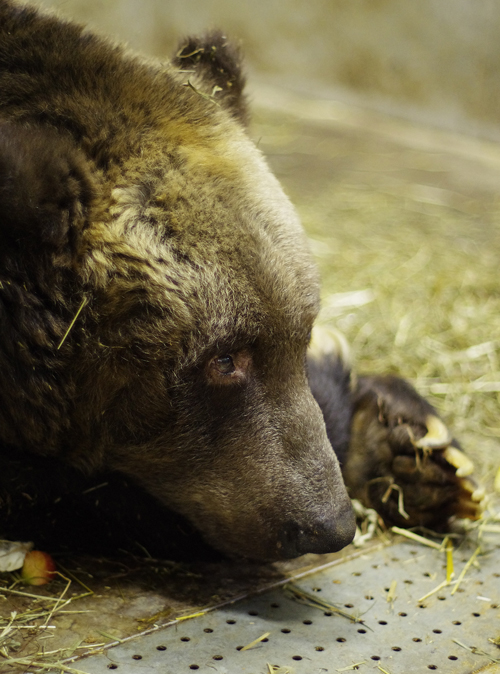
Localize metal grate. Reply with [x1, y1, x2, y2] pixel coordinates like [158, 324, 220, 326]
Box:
[72, 540, 500, 674]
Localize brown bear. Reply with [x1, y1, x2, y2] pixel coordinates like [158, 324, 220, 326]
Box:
[0, 0, 481, 562]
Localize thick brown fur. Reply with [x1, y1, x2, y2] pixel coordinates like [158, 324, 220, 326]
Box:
[0, 0, 355, 561]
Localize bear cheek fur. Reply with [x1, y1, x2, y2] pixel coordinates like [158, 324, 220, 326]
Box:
[103, 349, 354, 562]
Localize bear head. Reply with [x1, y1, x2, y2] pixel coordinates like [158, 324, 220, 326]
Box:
[0, 5, 355, 561]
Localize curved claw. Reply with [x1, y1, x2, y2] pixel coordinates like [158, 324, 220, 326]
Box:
[442, 445, 475, 477]
[416, 415, 452, 450]
[472, 487, 486, 503]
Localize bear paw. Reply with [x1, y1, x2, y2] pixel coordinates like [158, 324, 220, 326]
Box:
[344, 375, 484, 529]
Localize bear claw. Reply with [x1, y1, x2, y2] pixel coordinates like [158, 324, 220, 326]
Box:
[415, 415, 452, 449]
[442, 445, 475, 477]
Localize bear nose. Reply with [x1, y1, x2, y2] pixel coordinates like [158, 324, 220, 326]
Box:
[279, 504, 356, 558]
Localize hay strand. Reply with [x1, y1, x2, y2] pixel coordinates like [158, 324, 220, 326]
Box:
[240, 632, 271, 651]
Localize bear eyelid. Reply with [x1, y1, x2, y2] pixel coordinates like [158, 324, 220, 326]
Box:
[206, 350, 251, 385]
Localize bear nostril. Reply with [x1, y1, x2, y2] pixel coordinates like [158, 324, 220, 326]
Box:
[279, 505, 356, 558]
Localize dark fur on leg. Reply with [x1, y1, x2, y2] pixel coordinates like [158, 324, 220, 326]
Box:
[307, 352, 353, 468]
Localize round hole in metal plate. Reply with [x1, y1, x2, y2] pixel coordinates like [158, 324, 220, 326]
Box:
[358, 629, 366, 634]
[181, 637, 190, 642]
[189, 666, 199, 671]
[156, 646, 166, 651]
[204, 628, 213, 633]
[281, 628, 291, 634]
[344, 604, 354, 608]
[413, 638, 422, 642]
[324, 611, 332, 616]
[371, 656, 381, 661]
[448, 656, 458, 661]
[472, 612, 481, 617]
[378, 621, 387, 625]
[365, 595, 374, 600]
[315, 646, 324, 651]
[312, 587, 322, 592]
[248, 611, 258, 616]
[399, 612, 407, 617]
[271, 603, 280, 608]
[131, 655, 142, 660]
[392, 647, 401, 652]
[337, 638, 346, 643]
[107, 666, 118, 670]
[433, 629, 442, 634]
[292, 656, 302, 661]
[452, 621, 461, 625]
[226, 620, 236, 624]
[428, 666, 437, 670]
[213, 655, 223, 661]
[303, 620, 312, 625]
[437, 596, 446, 601]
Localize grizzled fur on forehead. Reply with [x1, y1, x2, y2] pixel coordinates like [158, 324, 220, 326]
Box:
[85, 168, 320, 369]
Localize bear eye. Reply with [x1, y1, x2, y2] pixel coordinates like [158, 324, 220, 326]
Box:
[214, 355, 235, 375]
[206, 350, 251, 385]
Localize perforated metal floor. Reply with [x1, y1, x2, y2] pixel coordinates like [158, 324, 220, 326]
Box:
[71, 539, 500, 674]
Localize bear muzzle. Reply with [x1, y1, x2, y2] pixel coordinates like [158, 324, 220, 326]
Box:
[277, 500, 356, 558]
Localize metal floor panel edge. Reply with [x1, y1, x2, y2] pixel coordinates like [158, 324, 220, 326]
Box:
[63, 538, 500, 674]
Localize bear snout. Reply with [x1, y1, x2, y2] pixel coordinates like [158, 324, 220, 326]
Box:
[278, 502, 356, 558]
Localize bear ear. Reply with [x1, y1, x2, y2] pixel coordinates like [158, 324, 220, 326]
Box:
[174, 32, 249, 126]
[0, 121, 93, 258]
